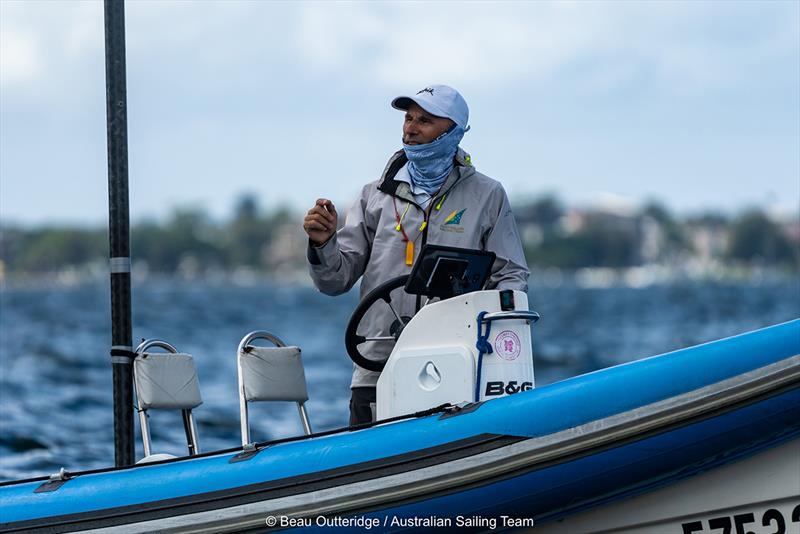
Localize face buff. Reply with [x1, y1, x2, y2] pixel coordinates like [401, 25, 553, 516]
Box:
[402, 125, 465, 195]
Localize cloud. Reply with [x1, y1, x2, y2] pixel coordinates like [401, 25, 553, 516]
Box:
[0, 24, 42, 87]
[5, 1, 795, 100]
[293, 1, 798, 94]
[1, 0, 797, 224]
[0, 0, 102, 94]
[294, 2, 573, 88]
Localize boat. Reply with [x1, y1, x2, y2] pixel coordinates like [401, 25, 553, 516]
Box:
[1, 316, 798, 533]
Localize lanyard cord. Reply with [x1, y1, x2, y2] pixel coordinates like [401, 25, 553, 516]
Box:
[393, 189, 451, 278]
[392, 189, 450, 311]
[392, 198, 411, 242]
[414, 192, 447, 312]
[393, 192, 447, 243]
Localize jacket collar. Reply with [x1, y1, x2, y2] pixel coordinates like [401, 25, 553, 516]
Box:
[377, 148, 474, 205]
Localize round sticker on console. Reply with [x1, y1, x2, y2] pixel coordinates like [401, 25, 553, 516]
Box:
[495, 330, 521, 361]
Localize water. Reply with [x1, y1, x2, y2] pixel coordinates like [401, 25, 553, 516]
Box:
[1, 278, 798, 481]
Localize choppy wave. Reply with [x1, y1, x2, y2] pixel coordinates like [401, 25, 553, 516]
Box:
[1, 279, 798, 480]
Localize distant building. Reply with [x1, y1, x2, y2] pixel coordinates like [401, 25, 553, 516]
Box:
[264, 223, 307, 273]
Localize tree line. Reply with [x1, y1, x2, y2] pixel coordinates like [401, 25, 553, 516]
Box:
[2, 196, 293, 275]
[1, 194, 797, 277]
[516, 196, 798, 269]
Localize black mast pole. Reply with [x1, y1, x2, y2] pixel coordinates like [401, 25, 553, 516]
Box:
[103, 0, 135, 467]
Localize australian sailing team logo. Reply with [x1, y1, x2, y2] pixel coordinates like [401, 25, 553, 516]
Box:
[441, 208, 466, 232]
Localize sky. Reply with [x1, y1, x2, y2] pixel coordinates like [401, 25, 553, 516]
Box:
[1, 0, 798, 226]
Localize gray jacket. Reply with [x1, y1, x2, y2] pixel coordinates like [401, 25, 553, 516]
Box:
[308, 148, 530, 388]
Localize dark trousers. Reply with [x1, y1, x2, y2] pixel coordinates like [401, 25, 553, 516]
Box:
[349, 387, 376, 426]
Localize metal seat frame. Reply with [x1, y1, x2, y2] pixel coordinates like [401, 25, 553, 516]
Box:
[237, 331, 312, 447]
[134, 339, 200, 458]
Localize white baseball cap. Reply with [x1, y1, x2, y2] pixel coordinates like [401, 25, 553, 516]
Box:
[391, 84, 470, 130]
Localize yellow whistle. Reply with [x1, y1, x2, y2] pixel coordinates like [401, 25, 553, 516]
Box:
[405, 241, 414, 266]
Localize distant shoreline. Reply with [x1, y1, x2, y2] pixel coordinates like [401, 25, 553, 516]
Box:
[2, 264, 798, 292]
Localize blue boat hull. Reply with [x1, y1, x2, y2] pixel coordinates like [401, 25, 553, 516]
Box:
[2, 320, 798, 533]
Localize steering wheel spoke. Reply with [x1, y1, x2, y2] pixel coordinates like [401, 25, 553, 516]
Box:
[386, 300, 404, 324]
[345, 275, 410, 372]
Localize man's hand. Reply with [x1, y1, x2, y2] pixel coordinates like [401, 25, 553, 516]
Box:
[303, 198, 338, 246]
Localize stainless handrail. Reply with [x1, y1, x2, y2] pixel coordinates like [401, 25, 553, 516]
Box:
[480, 310, 540, 324]
[237, 331, 313, 447]
[135, 339, 178, 354]
[134, 339, 200, 458]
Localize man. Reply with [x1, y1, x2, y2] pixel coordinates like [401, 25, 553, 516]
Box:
[303, 85, 529, 425]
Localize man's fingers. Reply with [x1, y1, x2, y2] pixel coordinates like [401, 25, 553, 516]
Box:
[304, 221, 329, 233]
[304, 221, 328, 232]
[307, 207, 335, 225]
[304, 213, 335, 231]
[308, 204, 336, 223]
[316, 198, 337, 215]
[305, 199, 337, 239]
[318, 206, 335, 223]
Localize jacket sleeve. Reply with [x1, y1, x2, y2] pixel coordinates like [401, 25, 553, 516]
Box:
[307, 184, 375, 296]
[484, 187, 530, 292]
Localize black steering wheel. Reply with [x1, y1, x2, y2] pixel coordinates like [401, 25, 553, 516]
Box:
[345, 275, 412, 372]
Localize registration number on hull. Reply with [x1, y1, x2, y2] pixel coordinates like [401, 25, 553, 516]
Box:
[681, 502, 799, 534]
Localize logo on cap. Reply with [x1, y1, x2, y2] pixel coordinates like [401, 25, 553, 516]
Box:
[417, 87, 434, 96]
